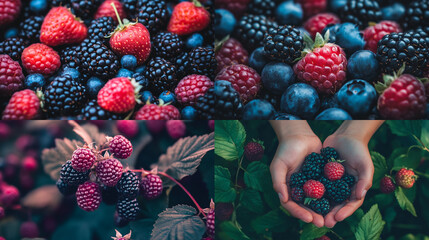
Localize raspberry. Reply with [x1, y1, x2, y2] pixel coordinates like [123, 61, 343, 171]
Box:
[0, 0, 21, 26]
[20, 221, 39, 238]
[56, 179, 78, 196]
[21, 43, 61, 76]
[109, 135, 133, 159]
[0, 184, 19, 208]
[2, 89, 40, 120]
[306, 198, 330, 215]
[395, 168, 417, 189]
[291, 187, 305, 203]
[289, 172, 308, 188]
[0, 54, 24, 96]
[326, 180, 351, 203]
[140, 174, 163, 200]
[76, 182, 102, 212]
[297, 0, 327, 19]
[60, 161, 89, 186]
[215, 64, 261, 103]
[302, 153, 325, 179]
[71, 148, 96, 172]
[304, 13, 340, 38]
[303, 180, 325, 199]
[206, 203, 215, 237]
[96, 158, 123, 187]
[380, 176, 396, 193]
[116, 170, 139, 199]
[135, 104, 181, 120]
[324, 161, 345, 181]
[22, 156, 38, 172]
[363, 21, 402, 53]
[320, 147, 339, 161]
[101, 185, 119, 205]
[117, 120, 139, 138]
[342, 174, 356, 188]
[117, 197, 139, 220]
[216, 38, 249, 73]
[244, 141, 264, 162]
[175, 75, 214, 106]
[166, 120, 186, 139]
[215, 202, 233, 221]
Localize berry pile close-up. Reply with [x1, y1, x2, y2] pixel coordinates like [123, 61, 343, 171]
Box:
[214, 0, 429, 120]
[0, 0, 216, 120]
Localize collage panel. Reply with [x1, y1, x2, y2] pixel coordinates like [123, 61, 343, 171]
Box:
[215, 120, 429, 239]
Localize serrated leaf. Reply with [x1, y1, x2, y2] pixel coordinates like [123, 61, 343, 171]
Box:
[218, 221, 251, 240]
[421, 121, 429, 148]
[346, 209, 365, 233]
[214, 166, 236, 203]
[371, 151, 388, 189]
[215, 121, 246, 161]
[300, 224, 329, 240]
[240, 189, 264, 214]
[157, 133, 214, 187]
[386, 121, 422, 138]
[395, 187, 417, 217]
[251, 208, 289, 234]
[355, 204, 385, 240]
[70, 121, 106, 146]
[151, 205, 206, 240]
[244, 162, 270, 192]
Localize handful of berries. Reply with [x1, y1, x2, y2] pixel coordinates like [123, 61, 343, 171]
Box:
[289, 147, 356, 215]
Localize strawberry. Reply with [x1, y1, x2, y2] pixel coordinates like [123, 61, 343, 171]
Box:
[167, 0, 210, 36]
[2, 89, 40, 120]
[0, 0, 21, 26]
[303, 180, 325, 199]
[380, 176, 395, 193]
[109, 2, 151, 64]
[94, 0, 126, 24]
[244, 140, 264, 162]
[40, 7, 87, 47]
[395, 168, 417, 189]
[324, 161, 345, 181]
[135, 103, 181, 120]
[21, 43, 61, 76]
[97, 77, 141, 114]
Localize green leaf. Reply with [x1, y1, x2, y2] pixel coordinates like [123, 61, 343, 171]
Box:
[244, 162, 271, 192]
[371, 151, 388, 189]
[386, 121, 421, 138]
[421, 121, 429, 147]
[215, 121, 246, 161]
[240, 189, 264, 214]
[346, 209, 365, 233]
[395, 187, 417, 217]
[251, 208, 289, 234]
[214, 166, 236, 203]
[263, 186, 280, 210]
[355, 204, 385, 240]
[300, 224, 329, 240]
[388, 147, 408, 169]
[218, 221, 251, 240]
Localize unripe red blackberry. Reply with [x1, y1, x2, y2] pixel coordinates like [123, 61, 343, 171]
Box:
[166, 120, 186, 139]
[0, 184, 20, 208]
[116, 170, 140, 199]
[117, 120, 139, 138]
[22, 156, 38, 172]
[140, 174, 163, 200]
[71, 148, 96, 172]
[109, 135, 133, 159]
[96, 158, 123, 187]
[20, 221, 39, 238]
[117, 197, 139, 220]
[206, 208, 215, 237]
[76, 182, 102, 212]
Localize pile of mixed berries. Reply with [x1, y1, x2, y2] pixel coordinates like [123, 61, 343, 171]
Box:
[214, 0, 429, 120]
[289, 147, 355, 215]
[0, 0, 216, 120]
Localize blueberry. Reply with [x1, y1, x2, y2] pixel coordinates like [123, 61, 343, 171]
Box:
[275, 1, 303, 26]
[249, 47, 270, 74]
[25, 74, 45, 90]
[86, 77, 104, 99]
[132, 72, 148, 89]
[281, 83, 320, 119]
[116, 68, 133, 78]
[61, 67, 81, 82]
[320, 95, 339, 111]
[4, 27, 18, 39]
[159, 91, 176, 104]
[316, 108, 352, 120]
[215, 9, 236, 39]
[141, 91, 155, 103]
[335, 79, 377, 118]
[322, 24, 340, 43]
[347, 50, 379, 82]
[181, 106, 197, 120]
[30, 0, 48, 13]
[243, 99, 276, 119]
[186, 33, 204, 49]
[135, 66, 146, 74]
[262, 62, 295, 95]
[335, 23, 364, 56]
[274, 113, 301, 120]
[121, 55, 137, 70]
[381, 3, 405, 22]
[329, 0, 347, 12]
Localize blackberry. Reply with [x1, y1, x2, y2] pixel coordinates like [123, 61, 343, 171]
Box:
[121, 0, 139, 18]
[291, 188, 304, 203]
[60, 161, 89, 186]
[263, 25, 304, 64]
[306, 198, 330, 215]
[319, 176, 334, 190]
[0, 37, 29, 61]
[79, 100, 122, 120]
[51, 0, 70, 7]
[289, 172, 307, 188]
[377, 32, 428, 77]
[116, 170, 139, 199]
[132, 72, 149, 91]
[56, 179, 78, 196]
[75, 39, 120, 80]
[59, 45, 80, 69]
[248, 0, 276, 17]
[235, 14, 278, 50]
[326, 180, 351, 203]
[321, 147, 339, 161]
[342, 174, 356, 188]
[258, 89, 281, 110]
[87, 17, 116, 44]
[188, 47, 217, 80]
[153, 32, 184, 60]
[101, 186, 119, 205]
[19, 16, 44, 42]
[70, 0, 102, 19]
[44, 75, 87, 117]
[117, 197, 139, 220]
[174, 52, 191, 80]
[402, 0, 429, 30]
[305, 152, 326, 166]
[339, 0, 382, 28]
[137, 0, 169, 34]
[145, 57, 178, 94]
[302, 154, 324, 180]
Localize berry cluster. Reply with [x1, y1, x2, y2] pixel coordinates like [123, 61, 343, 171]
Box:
[380, 168, 417, 194]
[0, 0, 215, 120]
[289, 147, 356, 215]
[215, 0, 429, 120]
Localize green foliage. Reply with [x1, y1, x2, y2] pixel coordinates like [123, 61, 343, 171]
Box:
[215, 121, 246, 161]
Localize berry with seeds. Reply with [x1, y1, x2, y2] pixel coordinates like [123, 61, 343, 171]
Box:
[339, 0, 382, 28]
[290, 172, 307, 188]
[303, 180, 325, 199]
[94, 0, 126, 23]
[320, 147, 339, 161]
[206, 205, 215, 237]
[0, 0, 21, 26]
[302, 153, 324, 179]
[324, 161, 345, 181]
[0, 54, 24, 96]
[56, 179, 78, 196]
[76, 182, 102, 212]
[174, 52, 191, 80]
[140, 174, 163, 200]
[174, 74, 213, 106]
[60, 161, 90, 185]
[21, 43, 61, 76]
[96, 158, 123, 187]
[87, 17, 116, 44]
[145, 57, 178, 94]
[263, 25, 304, 64]
[247, 0, 275, 16]
[189, 47, 217, 80]
[80, 100, 122, 120]
[135, 103, 181, 120]
[137, 0, 168, 34]
[306, 198, 330, 215]
[19, 16, 44, 42]
[291, 187, 305, 203]
[116, 170, 139, 198]
[402, 0, 429, 30]
[109, 135, 133, 159]
[0, 37, 28, 61]
[71, 148, 96, 172]
[215, 38, 249, 73]
[304, 13, 340, 38]
[121, 0, 138, 17]
[2, 89, 40, 120]
[168, 1, 211, 36]
[70, 0, 102, 19]
[98, 77, 140, 114]
[244, 141, 264, 162]
[363, 20, 402, 53]
[235, 14, 278, 51]
[117, 197, 139, 220]
[326, 180, 351, 203]
[380, 176, 396, 193]
[166, 120, 186, 139]
[153, 32, 184, 60]
[342, 174, 356, 188]
[395, 168, 417, 189]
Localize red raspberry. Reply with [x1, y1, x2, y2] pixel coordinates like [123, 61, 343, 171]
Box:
[96, 159, 123, 187]
[304, 13, 340, 38]
[98, 77, 138, 114]
[21, 43, 61, 76]
[140, 174, 163, 200]
[377, 74, 426, 119]
[22, 156, 38, 173]
[303, 180, 325, 199]
[71, 148, 96, 172]
[316, 236, 331, 240]
[20, 221, 39, 238]
[0, 184, 19, 208]
[363, 21, 402, 53]
[2, 89, 40, 120]
[174, 74, 213, 106]
[166, 120, 186, 139]
[296, 0, 327, 19]
[215, 64, 261, 103]
[0, 54, 24, 96]
[206, 207, 215, 237]
[135, 104, 180, 120]
[244, 141, 264, 162]
[215, 0, 250, 18]
[215, 38, 249, 73]
[117, 120, 139, 138]
[324, 161, 345, 181]
[76, 182, 102, 211]
[94, 0, 126, 24]
[0, 0, 21, 26]
[395, 168, 417, 189]
[0, 122, 11, 139]
[109, 135, 133, 159]
[291, 187, 304, 203]
[380, 176, 395, 193]
[146, 121, 166, 134]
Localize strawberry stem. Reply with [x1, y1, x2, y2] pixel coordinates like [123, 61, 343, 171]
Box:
[110, 2, 123, 27]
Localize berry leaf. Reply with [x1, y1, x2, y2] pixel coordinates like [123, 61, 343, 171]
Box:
[215, 120, 246, 161]
[151, 205, 206, 240]
[371, 151, 388, 189]
[218, 221, 251, 240]
[420, 121, 429, 148]
[157, 132, 214, 187]
[394, 187, 417, 217]
[386, 121, 422, 138]
[354, 204, 385, 240]
[250, 208, 289, 234]
[300, 223, 329, 240]
[240, 189, 264, 214]
[215, 166, 236, 203]
[244, 162, 271, 192]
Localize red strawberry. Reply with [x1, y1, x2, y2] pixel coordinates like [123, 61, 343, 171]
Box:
[98, 77, 141, 114]
[395, 168, 417, 189]
[324, 161, 345, 181]
[304, 13, 340, 38]
[303, 180, 325, 199]
[380, 176, 395, 194]
[167, 0, 210, 36]
[2, 89, 40, 120]
[94, 0, 126, 24]
[0, 0, 21, 26]
[215, 38, 249, 73]
[135, 103, 180, 120]
[40, 7, 87, 47]
[109, 3, 151, 64]
[215, 0, 250, 19]
[0, 54, 24, 96]
[296, 0, 327, 19]
[363, 21, 402, 53]
[21, 43, 61, 76]
[244, 140, 264, 162]
[174, 74, 214, 106]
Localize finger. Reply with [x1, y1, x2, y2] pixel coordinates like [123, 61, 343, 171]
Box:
[335, 199, 364, 222]
[282, 201, 313, 223]
[324, 204, 344, 228]
[270, 161, 289, 203]
[311, 213, 325, 228]
[355, 177, 372, 200]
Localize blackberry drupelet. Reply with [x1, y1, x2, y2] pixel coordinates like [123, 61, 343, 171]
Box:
[326, 180, 351, 203]
[60, 161, 90, 186]
[101, 186, 119, 205]
[153, 32, 184, 60]
[174, 52, 191, 80]
[70, 0, 102, 19]
[291, 187, 304, 203]
[132, 72, 149, 91]
[137, 0, 169, 34]
[319, 176, 334, 190]
[121, 0, 139, 19]
[79, 100, 122, 120]
[0, 37, 29, 61]
[59, 45, 80, 69]
[145, 57, 177, 94]
[342, 174, 356, 188]
[44, 75, 87, 117]
[305, 153, 326, 166]
[51, 0, 70, 7]
[88, 17, 116, 44]
[339, 0, 382, 28]
[307, 198, 330, 215]
[56, 179, 78, 196]
[302, 153, 325, 180]
[19, 16, 44, 41]
[258, 89, 281, 110]
[402, 0, 429, 30]
[116, 170, 139, 199]
[235, 14, 278, 50]
[321, 147, 339, 161]
[188, 47, 217, 80]
[289, 172, 307, 188]
[117, 197, 139, 220]
[263, 25, 304, 64]
[247, 0, 276, 17]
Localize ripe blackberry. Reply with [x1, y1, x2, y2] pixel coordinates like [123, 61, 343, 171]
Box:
[51, 0, 70, 7]
[258, 89, 281, 110]
[0, 37, 29, 61]
[76, 182, 102, 212]
[302, 154, 324, 180]
[101, 186, 119, 205]
[56, 179, 78, 196]
[75, 39, 120, 80]
[306, 198, 330, 215]
[174, 52, 191, 80]
[71, 148, 96, 172]
[319, 176, 334, 190]
[70, 0, 102, 19]
[44, 75, 87, 117]
[117, 197, 139, 220]
[339, 0, 382, 28]
[88, 17, 116, 44]
[326, 180, 351, 203]
[153, 32, 184, 60]
[137, 0, 169, 34]
[291, 187, 304, 203]
[19, 16, 44, 42]
[321, 147, 339, 161]
[247, 0, 275, 19]
[60, 161, 89, 186]
[188, 47, 217, 80]
[121, 0, 139, 18]
[140, 174, 163, 200]
[235, 14, 278, 50]
[402, 0, 429, 30]
[59, 45, 80, 69]
[377, 32, 428, 77]
[79, 100, 122, 120]
[109, 135, 133, 159]
[342, 174, 356, 188]
[116, 170, 139, 198]
[263, 25, 304, 64]
[289, 172, 307, 188]
[145, 57, 178, 94]
[96, 158, 123, 187]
